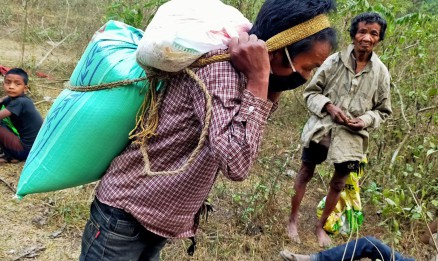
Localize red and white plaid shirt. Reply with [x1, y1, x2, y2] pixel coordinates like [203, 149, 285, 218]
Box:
[97, 50, 275, 239]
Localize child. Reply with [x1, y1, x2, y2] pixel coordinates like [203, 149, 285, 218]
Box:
[0, 68, 43, 163]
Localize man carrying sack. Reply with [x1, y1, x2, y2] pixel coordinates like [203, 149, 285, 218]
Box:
[80, 0, 338, 260]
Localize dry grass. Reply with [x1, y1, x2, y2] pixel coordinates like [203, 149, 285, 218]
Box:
[0, 1, 436, 261]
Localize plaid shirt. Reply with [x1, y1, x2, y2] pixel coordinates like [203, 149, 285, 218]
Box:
[96, 50, 275, 239]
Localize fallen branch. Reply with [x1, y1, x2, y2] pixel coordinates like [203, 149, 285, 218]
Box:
[392, 82, 411, 130]
[389, 83, 412, 170]
[402, 41, 419, 50]
[35, 32, 73, 69]
[418, 105, 438, 113]
[63, 0, 70, 32]
[34, 99, 53, 106]
[389, 131, 410, 171]
[49, 224, 66, 239]
[13, 245, 46, 261]
[0, 175, 16, 193]
[0, 28, 19, 39]
[21, 0, 29, 67]
[35, 85, 64, 91]
[37, 79, 70, 84]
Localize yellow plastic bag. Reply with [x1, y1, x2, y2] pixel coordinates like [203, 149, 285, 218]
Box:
[317, 159, 366, 235]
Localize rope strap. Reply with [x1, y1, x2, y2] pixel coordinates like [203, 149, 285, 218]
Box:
[140, 68, 212, 176]
[66, 76, 149, 92]
[190, 14, 330, 68]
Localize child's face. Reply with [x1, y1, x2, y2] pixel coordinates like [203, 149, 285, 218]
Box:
[3, 74, 28, 98]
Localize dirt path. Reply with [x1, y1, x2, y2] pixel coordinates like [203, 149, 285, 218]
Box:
[0, 18, 435, 261]
[0, 35, 83, 260]
[0, 163, 83, 261]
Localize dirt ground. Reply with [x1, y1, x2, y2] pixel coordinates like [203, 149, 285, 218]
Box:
[0, 21, 436, 261]
[0, 164, 83, 261]
[0, 36, 84, 261]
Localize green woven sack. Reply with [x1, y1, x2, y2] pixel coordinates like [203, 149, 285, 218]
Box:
[16, 21, 149, 198]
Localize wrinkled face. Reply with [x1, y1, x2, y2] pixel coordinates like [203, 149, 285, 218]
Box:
[353, 21, 381, 54]
[271, 41, 332, 81]
[3, 74, 28, 97]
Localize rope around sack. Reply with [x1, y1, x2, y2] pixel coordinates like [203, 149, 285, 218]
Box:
[138, 68, 212, 176]
[67, 76, 150, 91]
[65, 14, 330, 176]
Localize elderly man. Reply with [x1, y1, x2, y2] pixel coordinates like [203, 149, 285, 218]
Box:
[287, 12, 392, 247]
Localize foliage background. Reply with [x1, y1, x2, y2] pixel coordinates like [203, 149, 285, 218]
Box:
[0, 0, 436, 260]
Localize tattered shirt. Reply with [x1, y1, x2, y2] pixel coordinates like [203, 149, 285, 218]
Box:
[301, 44, 392, 163]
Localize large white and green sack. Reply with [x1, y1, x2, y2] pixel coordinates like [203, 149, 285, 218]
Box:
[17, 20, 149, 198]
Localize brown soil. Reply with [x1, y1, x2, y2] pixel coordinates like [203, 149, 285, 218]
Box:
[0, 14, 435, 261]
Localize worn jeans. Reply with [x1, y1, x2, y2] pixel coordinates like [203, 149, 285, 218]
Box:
[311, 236, 415, 261]
[80, 197, 167, 261]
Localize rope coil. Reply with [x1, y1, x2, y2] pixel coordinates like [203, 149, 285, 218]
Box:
[139, 68, 212, 176]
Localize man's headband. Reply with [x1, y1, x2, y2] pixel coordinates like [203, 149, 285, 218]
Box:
[191, 14, 331, 68]
[265, 14, 330, 52]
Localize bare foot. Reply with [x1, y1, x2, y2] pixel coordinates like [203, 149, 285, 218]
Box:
[279, 250, 311, 261]
[287, 221, 301, 244]
[316, 226, 331, 247]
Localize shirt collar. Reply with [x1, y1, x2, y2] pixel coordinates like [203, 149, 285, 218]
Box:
[341, 44, 377, 74]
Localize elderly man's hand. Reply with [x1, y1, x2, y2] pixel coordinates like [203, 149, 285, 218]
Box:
[346, 118, 365, 131]
[324, 103, 350, 125]
[229, 32, 270, 100]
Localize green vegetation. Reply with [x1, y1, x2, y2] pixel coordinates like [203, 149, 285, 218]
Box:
[0, 0, 436, 260]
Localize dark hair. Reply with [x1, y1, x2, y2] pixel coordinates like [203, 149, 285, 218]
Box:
[249, 0, 337, 60]
[285, 27, 337, 65]
[349, 12, 387, 41]
[5, 68, 29, 85]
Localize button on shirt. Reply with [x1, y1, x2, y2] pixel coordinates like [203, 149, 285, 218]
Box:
[301, 44, 392, 163]
[96, 50, 275, 239]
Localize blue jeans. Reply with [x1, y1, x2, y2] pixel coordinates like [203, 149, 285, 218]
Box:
[80, 198, 167, 261]
[311, 236, 415, 261]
